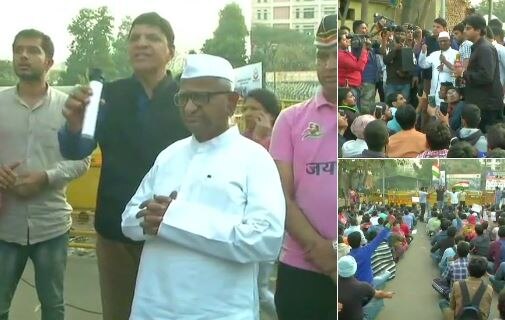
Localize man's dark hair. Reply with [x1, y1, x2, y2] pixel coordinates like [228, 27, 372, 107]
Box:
[482, 221, 489, 230]
[441, 219, 451, 231]
[349, 216, 358, 226]
[246, 88, 280, 121]
[457, 241, 470, 258]
[364, 120, 389, 152]
[340, 25, 351, 32]
[366, 229, 377, 242]
[130, 12, 175, 48]
[378, 217, 384, 225]
[447, 226, 457, 237]
[426, 121, 451, 150]
[448, 141, 477, 158]
[12, 29, 54, 60]
[434, 17, 448, 28]
[338, 30, 348, 42]
[488, 123, 505, 150]
[394, 25, 406, 33]
[490, 18, 503, 30]
[486, 26, 495, 40]
[465, 14, 487, 36]
[499, 226, 505, 238]
[338, 87, 353, 105]
[453, 23, 465, 33]
[395, 104, 417, 130]
[352, 20, 367, 33]
[455, 234, 465, 244]
[475, 224, 484, 236]
[468, 256, 488, 278]
[461, 104, 481, 128]
[386, 93, 401, 107]
[347, 231, 362, 249]
[492, 26, 505, 39]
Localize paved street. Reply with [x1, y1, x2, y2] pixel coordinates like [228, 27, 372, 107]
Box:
[377, 223, 500, 320]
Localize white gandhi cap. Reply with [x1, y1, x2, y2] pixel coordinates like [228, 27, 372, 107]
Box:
[438, 31, 450, 39]
[181, 54, 235, 90]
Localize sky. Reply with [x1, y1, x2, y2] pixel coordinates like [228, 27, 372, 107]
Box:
[0, 0, 251, 64]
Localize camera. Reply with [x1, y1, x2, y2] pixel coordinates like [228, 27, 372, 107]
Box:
[373, 13, 397, 31]
[349, 33, 380, 49]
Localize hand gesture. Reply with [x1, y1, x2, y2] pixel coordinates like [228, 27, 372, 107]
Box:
[0, 162, 21, 190]
[421, 44, 427, 54]
[136, 192, 177, 235]
[304, 238, 337, 275]
[12, 172, 48, 198]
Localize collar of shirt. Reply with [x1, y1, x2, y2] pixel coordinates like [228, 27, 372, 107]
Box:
[132, 71, 174, 112]
[14, 83, 50, 110]
[190, 126, 240, 152]
[314, 89, 336, 110]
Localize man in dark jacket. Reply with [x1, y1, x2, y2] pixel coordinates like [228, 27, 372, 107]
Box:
[451, 103, 486, 147]
[455, 14, 504, 132]
[58, 13, 190, 320]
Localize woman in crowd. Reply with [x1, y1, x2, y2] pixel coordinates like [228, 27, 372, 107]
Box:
[338, 87, 359, 141]
[341, 114, 375, 157]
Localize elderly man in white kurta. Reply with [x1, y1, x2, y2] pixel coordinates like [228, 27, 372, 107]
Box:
[418, 31, 459, 106]
[121, 54, 286, 320]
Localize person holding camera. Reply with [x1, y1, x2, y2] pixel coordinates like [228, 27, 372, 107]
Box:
[352, 20, 380, 114]
[338, 30, 368, 111]
[383, 26, 417, 101]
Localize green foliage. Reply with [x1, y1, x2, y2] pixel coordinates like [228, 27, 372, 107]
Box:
[111, 16, 133, 79]
[0, 60, 17, 86]
[60, 6, 115, 85]
[202, 3, 248, 67]
[413, 159, 435, 182]
[476, 0, 505, 21]
[249, 25, 316, 71]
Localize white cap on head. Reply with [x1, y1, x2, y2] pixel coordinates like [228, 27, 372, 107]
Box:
[181, 54, 235, 90]
[438, 31, 450, 39]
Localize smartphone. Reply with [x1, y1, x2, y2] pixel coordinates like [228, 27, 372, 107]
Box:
[440, 102, 449, 116]
[428, 95, 436, 107]
[374, 105, 383, 118]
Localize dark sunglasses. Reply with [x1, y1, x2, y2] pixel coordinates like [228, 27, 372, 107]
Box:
[174, 91, 234, 107]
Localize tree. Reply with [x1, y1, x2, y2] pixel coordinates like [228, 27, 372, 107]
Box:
[60, 6, 115, 85]
[249, 25, 316, 72]
[111, 16, 133, 79]
[476, 0, 505, 21]
[0, 60, 17, 86]
[413, 159, 436, 183]
[202, 3, 248, 67]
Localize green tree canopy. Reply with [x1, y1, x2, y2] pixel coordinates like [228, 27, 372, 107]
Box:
[476, 0, 505, 21]
[111, 16, 133, 79]
[249, 25, 316, 71]
[60, 6, 115, 85]
[0, 60, 17, 86]
[202, 3, 249, 67]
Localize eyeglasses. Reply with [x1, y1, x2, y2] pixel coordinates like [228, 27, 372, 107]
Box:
[174, 91, 234, 107]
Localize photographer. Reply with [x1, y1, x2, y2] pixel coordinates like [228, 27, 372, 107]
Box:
[338, 30, 369, 110]
[383, 26, 416, 101]
[352, 20, 380, 114]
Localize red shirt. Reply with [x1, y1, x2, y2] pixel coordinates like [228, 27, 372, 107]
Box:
[338, 49, 368, 88]
[400, 223, 411, 237]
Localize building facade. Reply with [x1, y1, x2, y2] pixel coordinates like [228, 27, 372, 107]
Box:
[252, 0, 337, 36]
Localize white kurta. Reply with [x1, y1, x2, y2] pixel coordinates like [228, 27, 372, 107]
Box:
[418, 48, 459, 106]
[121, 126, 286, 320]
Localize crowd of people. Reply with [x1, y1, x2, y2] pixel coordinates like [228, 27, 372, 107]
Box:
[0, 10, 337, 320]
[337, 186, 505, 320]
[338, 10, 505, 159]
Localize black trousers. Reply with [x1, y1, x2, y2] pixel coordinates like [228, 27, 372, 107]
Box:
[275, 262, 337, 320]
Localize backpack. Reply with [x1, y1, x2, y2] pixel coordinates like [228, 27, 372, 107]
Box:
[456, 280, 487, 320]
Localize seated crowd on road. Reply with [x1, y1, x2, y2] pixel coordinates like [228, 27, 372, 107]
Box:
[338, 11, 505, 159]
[337, 195, 505, 320]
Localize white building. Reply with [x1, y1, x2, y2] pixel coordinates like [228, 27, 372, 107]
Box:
[251, 0, 337, 36]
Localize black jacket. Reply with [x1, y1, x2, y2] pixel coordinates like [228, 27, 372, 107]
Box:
[463, 37, 504, 111]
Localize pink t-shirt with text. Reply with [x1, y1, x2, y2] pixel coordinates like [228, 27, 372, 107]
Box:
[269, 90, 337, 273]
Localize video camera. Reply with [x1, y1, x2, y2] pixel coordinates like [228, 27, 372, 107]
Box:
[373, 13, 397, 32]
[349, 33, 381, 50]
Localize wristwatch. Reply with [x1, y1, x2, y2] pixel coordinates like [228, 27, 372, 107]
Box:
[332, 239, 338, 254]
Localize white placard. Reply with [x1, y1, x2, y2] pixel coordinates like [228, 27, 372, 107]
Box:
[234, 63, 262, 97]
[471, 204, 482, 213]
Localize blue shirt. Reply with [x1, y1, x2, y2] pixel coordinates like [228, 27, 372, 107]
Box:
[349, 228, 391, 284]
[402, 214, 414, 230]
[387, 108, 401, 134]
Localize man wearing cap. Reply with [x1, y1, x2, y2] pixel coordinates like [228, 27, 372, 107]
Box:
[418, 31, 458, 107]
[270, 14, 337, 320]
[338, 256, 394, 320]
[58, 13, 190, 320]
[121, 53, 286, 319]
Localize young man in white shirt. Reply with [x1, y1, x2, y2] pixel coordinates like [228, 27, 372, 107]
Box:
[121, 54, 286, 320]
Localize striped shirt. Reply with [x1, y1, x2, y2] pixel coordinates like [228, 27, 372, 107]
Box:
[371, 242, 396, 280]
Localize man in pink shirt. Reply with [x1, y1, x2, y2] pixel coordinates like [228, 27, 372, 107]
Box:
[269, 14, 337, 320]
